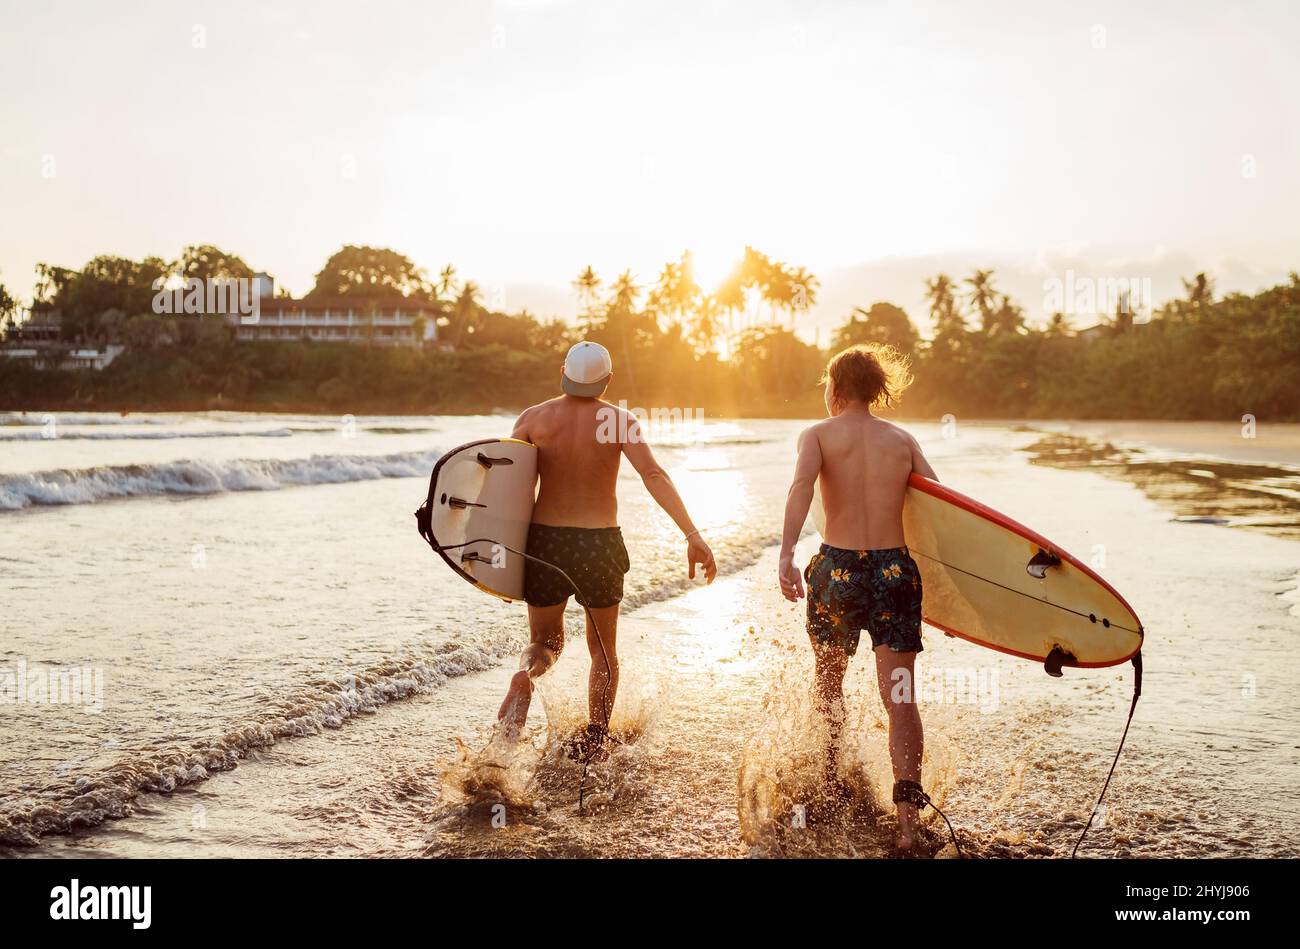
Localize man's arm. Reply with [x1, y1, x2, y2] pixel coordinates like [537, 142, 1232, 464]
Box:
[778, 426, 823, 601]
[620, 414, 717, 583]
[908, 431, 938, 482]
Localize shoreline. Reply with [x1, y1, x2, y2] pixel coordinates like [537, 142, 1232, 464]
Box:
[5, 403, 1300, 426]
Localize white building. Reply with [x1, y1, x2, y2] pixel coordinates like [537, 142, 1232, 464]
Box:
[2, 344, 124, 371]
[226, 274, 440, 348]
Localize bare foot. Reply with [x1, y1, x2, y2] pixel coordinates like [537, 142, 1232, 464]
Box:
[565, 722, 610, 762]
[894, 809, 921, 855]
[497, 670, 533, 740]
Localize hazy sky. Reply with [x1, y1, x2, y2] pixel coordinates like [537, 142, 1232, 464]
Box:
[2, 0, 1297, 332]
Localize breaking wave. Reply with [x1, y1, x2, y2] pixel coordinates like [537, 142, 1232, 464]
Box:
[0, 639, 514, 847]
[0, 449, 441, 510]
[0, 428, 295, 442]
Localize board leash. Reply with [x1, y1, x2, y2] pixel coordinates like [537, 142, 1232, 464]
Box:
[423, 536, 612, 814]
[1071, 650, 1143, 858]
[893, 781, 964, 858]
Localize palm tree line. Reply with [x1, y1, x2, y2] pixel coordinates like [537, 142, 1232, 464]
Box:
[570, 246, 821, 356]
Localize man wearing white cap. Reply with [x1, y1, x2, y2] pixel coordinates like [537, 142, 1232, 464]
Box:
[497, 341, 717, 754]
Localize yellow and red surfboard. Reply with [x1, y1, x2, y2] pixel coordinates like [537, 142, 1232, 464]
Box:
[814, 473, 1143, 670]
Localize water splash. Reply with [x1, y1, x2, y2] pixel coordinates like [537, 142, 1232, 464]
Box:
[737, 660, 962, 858]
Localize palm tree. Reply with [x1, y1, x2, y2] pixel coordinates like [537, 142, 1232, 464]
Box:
[925, 274, 956, 318]
[787, 265, 819, 323]
[650, 252, 700, 331]
[691, 293, 724, 353]
[1181, 272, 1214, 309]
[925, 273, 967, 356]
[608, 270, 641, 313]
[572, 266, 602, 317]
[714, 269, 746, 343]
[738, 247, 778, 326]
[437, 264, 458, 302]
[965, 269, 999, 333]
[605, 270, 641, 389]
[990, 292, 1024, 335]
[452, 281, 482, 347]
[762, 262, 794, 326]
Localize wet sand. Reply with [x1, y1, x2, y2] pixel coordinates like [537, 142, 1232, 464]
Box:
[1029, 420, 1300, 467]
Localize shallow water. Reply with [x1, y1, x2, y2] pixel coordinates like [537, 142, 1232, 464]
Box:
[1, 413, 1297, 857]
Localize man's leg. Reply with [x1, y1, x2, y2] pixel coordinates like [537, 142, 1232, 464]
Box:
[497, 600, 567, 737]
[873, 645, 923, 849]
[583, 603, 620, 729]
[811, 641, 850, 785]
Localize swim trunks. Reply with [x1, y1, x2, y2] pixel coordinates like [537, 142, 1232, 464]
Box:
[523, 524, 630, 608]
[805, 544, 923, 655]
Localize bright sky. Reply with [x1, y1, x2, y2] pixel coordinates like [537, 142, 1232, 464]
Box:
[2, 0, 1297, 330]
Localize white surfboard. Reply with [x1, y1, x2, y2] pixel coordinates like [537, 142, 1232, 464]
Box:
[417, 438, 538, 601]
[812, 473, 1143, 670]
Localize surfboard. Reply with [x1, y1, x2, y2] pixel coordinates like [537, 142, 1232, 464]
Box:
[811, 473, 1143, 670]
[416, 438, 538, 602]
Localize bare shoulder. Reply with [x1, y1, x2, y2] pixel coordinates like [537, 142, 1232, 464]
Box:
[798, 418, 833, 448]
[513, 398, 559, 437]
[597, 397, 631, 421]
[876, 417, 921, 447]
[514, 402, 540, 427]
[524, 396, 565, 418]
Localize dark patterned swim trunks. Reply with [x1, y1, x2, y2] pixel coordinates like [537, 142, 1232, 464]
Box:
[523, 524, 630, 608]
[805, 544, 923, 655]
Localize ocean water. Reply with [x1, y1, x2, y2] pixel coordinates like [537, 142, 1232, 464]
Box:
[0, 411, 1297, 857]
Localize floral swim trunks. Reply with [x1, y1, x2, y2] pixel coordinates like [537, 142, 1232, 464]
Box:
[805, 544, 924, 655]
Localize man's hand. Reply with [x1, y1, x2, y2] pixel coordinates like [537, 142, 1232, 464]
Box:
[778, 553, 805, 602]
[687, 533, 717, 584]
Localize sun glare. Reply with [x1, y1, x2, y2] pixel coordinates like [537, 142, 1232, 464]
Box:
[687, 245, 740, 297]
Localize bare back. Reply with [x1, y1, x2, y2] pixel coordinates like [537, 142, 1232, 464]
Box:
[512, 396, 623, 528]
[815, 413, 919, 550]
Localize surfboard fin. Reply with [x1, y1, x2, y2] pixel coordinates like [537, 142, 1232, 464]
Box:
[1027, 548, 1062, 579]
[1043, 645, 1077, 677]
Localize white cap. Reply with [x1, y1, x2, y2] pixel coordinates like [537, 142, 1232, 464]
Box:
[561, 341, 613, 397]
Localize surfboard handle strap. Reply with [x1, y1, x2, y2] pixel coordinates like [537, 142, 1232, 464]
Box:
[421, 533, 614, 814]
[1072, 649, 1143, 858]
[892, 780, 964, 858]
[475, 452, 515, 469]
